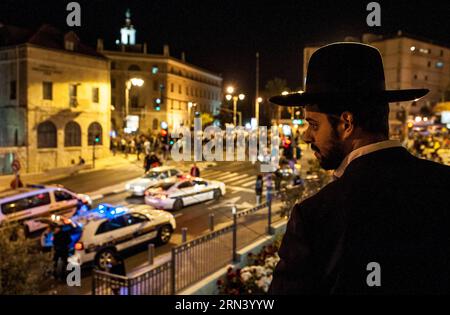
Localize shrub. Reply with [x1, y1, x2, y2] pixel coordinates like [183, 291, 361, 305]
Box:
[0, 223, 53, 294]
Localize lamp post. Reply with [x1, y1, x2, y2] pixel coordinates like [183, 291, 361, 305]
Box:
[124, 78, 144, 131]
[187, 101, 196, 129]
[226, 86, 245, 126]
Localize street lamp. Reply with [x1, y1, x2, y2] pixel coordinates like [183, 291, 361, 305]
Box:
[187, 101, 197, 128]
[225, 88, 245, 126]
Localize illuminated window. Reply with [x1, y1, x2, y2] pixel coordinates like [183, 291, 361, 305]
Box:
[436, 61, 444, 69]
[152, 65, 159, 74]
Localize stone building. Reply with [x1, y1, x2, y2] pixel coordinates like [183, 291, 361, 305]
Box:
[99, 10, 222, 135]
[0, 24, 110, 175]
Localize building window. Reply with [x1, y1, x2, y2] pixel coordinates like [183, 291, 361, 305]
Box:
[37, 121, 57, 148]
[179, 85, 182, 94]
[427, 61, 431, 67]
[111, 95, 116, 106]
[440, 50, 444, 57]
[414, 74, 418, 80]
[111, 62, 116, 70]
[190, 87, 193, 95]
[425, 75, 428, 81]
[170, 83, 174, 93]
[88, 122, 103, 145]
[10, 81, 16, 100]
[131, 95, 139, 108]
[92, 87, 99, 103]
[152, 118, 158, 130]
[64, 121, 81, 147]
[153, 80, 159, 91]
[436, 61, 444, 69]
[128, 64, 141, 71]
[43, 81, 53, 100]
[111, 79, 116, 89]
[69, 84, 78, 107]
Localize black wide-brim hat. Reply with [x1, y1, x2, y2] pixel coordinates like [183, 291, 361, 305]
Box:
[269, 42, 429, 107]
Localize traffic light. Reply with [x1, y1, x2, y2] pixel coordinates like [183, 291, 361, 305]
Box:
[154, 98, 161, 111]
[94, 135, 100, 144]
[160, 129, 168, 144]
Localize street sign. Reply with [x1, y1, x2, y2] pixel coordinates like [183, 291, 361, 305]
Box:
[11, 159, 21, 172]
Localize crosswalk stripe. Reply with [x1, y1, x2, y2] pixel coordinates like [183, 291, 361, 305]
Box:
[232, 177, 255, 186]
[201, 170, 223, 177]
[242, 180, 256, 187]
[213, 172, 237, 181]
[222, 174, 249, 183]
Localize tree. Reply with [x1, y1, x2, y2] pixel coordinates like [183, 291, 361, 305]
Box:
[0, 223, 53, 294]
[201, 112, 214, 127]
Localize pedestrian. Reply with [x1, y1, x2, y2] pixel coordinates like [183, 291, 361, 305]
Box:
[274, 168, 282, 192]
[268, 42, 450, 294]
[111, 138, 118, 156]
[190, 163, 200, 177]
[136, 138, 142, 161]
[143, 153, 152, 173]
[144, 138, 151, 155]
[264, 173, 273, 203]
[10, 174, 24, 189]
[78, 156, 85, 165]
[120, 138, 126, 153]
[107, 252, 126, 295]
[255, 174, 263, 205]
[52, 225, 71, 281]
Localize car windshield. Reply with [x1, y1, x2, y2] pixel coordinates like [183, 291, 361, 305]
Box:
[154, 182, 175, 191]
[143, 171, 160, 179]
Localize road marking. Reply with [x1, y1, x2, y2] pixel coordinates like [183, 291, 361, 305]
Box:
[222, 174, 249, 183]
[227, 186, 254, 193]
[232, 176, 255, 186]
[242, 180, 256, 187]
[212, 172, 235, 181]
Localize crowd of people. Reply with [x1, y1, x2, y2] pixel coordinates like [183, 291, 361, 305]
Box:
[110, 134, 170, 161]
[405, 131, 450, 164]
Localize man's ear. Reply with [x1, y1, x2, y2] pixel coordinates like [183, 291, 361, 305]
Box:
[340, 111, 355, 139]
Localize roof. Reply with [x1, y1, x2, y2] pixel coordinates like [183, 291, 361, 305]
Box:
[0, 23, 107, 59]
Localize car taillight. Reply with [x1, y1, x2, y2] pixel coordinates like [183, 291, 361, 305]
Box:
[74, 242, 84, 251]
[144, 191, 150, 196]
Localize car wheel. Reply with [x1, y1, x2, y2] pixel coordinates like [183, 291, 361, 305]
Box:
[95, 249, 116, 271]
[156, 225, 173, 245]
[213, 189, 222, 200]
[173, 199, 183, 211]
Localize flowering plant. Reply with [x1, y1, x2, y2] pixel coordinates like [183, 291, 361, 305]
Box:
[217, 235, 283, 295]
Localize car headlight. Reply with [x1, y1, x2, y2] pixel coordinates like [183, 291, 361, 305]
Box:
[126, 184, 131, 190]
[135, 186, 145, 192]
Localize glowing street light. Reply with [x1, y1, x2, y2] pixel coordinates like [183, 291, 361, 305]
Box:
[225, 94, 233, 101]
[238, 94, 245, 101]
[257, 97, 263, 103]
[226, 86, 235, 94]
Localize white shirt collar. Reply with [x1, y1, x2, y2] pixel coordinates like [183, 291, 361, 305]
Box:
[333, 140, 403, 179]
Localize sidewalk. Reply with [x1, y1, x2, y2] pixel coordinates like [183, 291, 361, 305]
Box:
[0, 154, 142, 191]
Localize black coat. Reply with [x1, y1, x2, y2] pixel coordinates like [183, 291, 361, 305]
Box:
[269, 147, 450, 294]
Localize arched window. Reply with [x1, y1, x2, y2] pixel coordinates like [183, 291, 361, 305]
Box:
[152, 118, 158, 130]
[64, 121, 81, 147]
[37, 121, 57, 148]
[88, 122, 103, 145]
[128, 64, 141, 71]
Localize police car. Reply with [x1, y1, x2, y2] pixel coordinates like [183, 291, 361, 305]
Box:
[125, 166, 182, 196]
[144, 176, 226, 211]
[64, 204, 176, 270]
[0, 184, 92, 235]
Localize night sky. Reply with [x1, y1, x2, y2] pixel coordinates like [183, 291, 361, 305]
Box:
[1, 0, 449, 120]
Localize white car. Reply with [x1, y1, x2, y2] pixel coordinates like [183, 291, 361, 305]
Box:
[0, 184, 92, 235]
[144, 176, 226, 211]
[125, 167, 182, 196]
[66, 203, 176, 270]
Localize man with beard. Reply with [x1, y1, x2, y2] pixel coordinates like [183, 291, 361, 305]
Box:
[268, 42, 450, 294]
